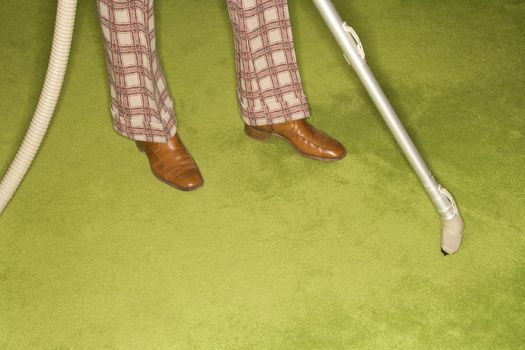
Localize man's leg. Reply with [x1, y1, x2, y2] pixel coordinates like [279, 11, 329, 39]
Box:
[226, 0, 346, 161]
[97, 0, 176, 142]
[97, 0, 203, 190]
[225, 0, 309, 125]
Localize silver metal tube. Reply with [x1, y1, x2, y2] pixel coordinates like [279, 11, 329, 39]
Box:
[312, 0, 454, 219]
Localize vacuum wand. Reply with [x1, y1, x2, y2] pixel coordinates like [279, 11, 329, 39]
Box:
[312, 0, 464, 254]
[0, 0, 78, 215]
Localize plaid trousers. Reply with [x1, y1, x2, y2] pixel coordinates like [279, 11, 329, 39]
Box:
[97, 0, 311, 143]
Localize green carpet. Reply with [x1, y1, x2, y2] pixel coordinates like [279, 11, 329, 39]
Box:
[1, 0, 524, 348]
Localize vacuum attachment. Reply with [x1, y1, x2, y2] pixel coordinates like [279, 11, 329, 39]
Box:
[438, 185, 464, 254]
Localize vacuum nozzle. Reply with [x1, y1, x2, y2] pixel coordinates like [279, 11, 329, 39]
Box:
[441, 214, 464, 255]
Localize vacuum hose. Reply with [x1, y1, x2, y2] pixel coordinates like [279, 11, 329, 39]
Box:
[0, 0, 77, 215]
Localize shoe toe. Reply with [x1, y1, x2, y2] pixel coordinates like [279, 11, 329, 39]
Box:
[173, 169, 204, 190]
[317, 135, 347, 160]
[182, 176, 204, 190]
[327, 142, 347, 160]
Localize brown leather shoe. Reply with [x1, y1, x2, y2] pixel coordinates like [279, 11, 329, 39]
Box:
[136, 134, 204, 191]
[244, 119, 346, 161]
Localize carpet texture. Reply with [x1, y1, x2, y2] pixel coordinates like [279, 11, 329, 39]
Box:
[1, 0, 524, 348]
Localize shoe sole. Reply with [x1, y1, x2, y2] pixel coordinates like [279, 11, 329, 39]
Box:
[244, 125, 346, 162]
[151, 172, 204, 191]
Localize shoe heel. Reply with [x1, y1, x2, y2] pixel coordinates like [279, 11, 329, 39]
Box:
[135, 142, 144, 153]
[244, 125, 271, 141]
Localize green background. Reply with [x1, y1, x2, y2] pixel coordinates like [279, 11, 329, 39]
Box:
[1, 0, 524, 348]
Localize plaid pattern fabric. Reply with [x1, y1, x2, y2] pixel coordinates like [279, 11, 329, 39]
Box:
[97, 0, 176, 143]
[226, 0, 311, 126]
[97, 0, 310, 142]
